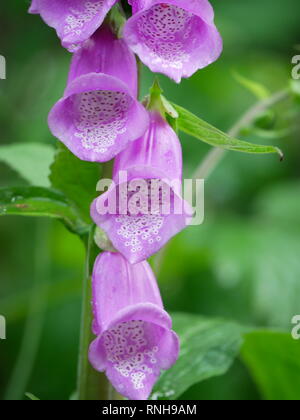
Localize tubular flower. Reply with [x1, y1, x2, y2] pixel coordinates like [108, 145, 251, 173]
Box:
[29, 0, 119, 51]
[89, 252, 179, 400]
[125, 0, 223, 83]
[48, 25, 149, 162]
[91, 111, 192, 264]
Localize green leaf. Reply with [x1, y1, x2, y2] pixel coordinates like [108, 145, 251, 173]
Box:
[172, 103, 284, 159]
[49, 143, 102, 224]
[152, 313, 243, 400]
[241, 331, 300, 400]
[233, 72, 270, 100]
[0, 186, 88, 235]
[0, 143, 55, 187]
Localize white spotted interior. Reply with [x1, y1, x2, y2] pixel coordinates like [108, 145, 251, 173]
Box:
[116, 180, 173, 254]
[73, 90, 132, 154]
[116, 214, 164, 254]
[64, 1, 104, 38]
[103, 320, 159, 390]
[137, 4, 193, 69]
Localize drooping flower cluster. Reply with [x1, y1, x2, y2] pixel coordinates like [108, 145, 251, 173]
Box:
[30, 0, 222, 400]
[30, 0, 222, 82]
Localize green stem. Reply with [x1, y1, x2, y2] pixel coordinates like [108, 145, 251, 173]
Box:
[77, 228, 106, 400]
[193, 89, 289, 180]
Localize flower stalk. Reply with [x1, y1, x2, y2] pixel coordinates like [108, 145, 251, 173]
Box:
[28, 0, 229, 401]
[77, 228, 100, 400]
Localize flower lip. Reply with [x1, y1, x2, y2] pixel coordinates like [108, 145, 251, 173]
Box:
[63, 72, 131, 98]
[104, 303, 173, 334]
[92, 303, 174, 347]
[124, 0, 223, 83]
[89, 314, 179, 400]
[48, 73, 149, 163]
[129, 0, 216, 23]
[91, 180, 192, 264]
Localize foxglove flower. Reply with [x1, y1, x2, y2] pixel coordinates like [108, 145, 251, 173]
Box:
[48, 25, 149, 162]
[91, 111, 192, 264]
[124, 0, 223, 83]
[89, 252, 179, 400]
[29, 0, 118, 51]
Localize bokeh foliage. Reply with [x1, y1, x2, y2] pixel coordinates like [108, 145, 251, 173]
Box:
[0, 0, 300, 400]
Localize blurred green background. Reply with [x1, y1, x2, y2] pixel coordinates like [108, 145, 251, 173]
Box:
[0, 0, 300, 400]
